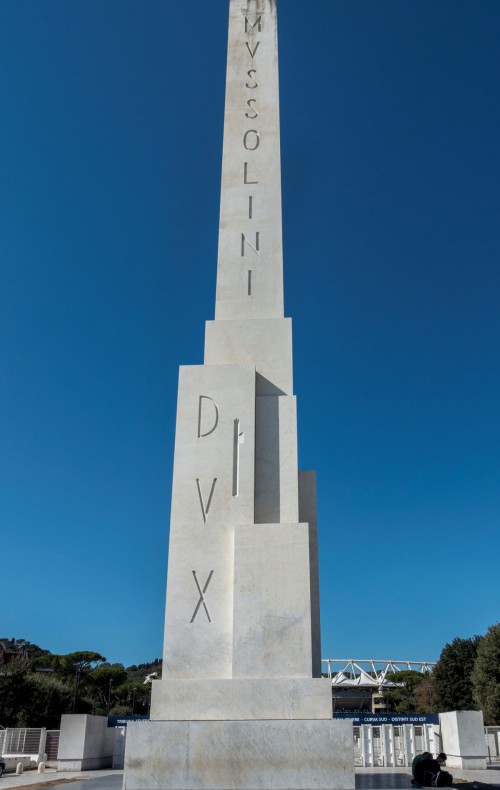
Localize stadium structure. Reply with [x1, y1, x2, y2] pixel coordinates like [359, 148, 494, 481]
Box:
[322, 659, 436, 713]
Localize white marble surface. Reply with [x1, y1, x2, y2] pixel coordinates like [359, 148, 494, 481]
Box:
[215, 0, 284, 321]
[233, 523, 314, 679]
[439, 710, 488, 770]
[57, 715, 114, 771]
[150, 677, 333, 721]
[298, 470, 322, 677]
[255, 395, 298, 523]
[124, 719, 355, 790]
[161, 363, 255, 681]
[204, 318, 293, 396]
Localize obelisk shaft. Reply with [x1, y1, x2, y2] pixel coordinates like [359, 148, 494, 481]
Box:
[205, 0, 292, 399]
[215, 0, 284, 321]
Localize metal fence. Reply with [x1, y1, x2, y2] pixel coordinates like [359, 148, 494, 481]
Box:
[486, 726, 500, 763]
[0, 728, 56, 761]
[45, 730, 60, 762]
[352, 723, 436, 767]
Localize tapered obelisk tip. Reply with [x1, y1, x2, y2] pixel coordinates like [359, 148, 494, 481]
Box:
[215, 0, 283, 321]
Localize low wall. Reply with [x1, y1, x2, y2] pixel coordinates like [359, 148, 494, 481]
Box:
[1, 756, 32, 773]
[57, 714, 115, 771]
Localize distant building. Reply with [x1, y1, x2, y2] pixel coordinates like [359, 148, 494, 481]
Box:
[323, 659, 436, 714]
[0, 638, 30, 664]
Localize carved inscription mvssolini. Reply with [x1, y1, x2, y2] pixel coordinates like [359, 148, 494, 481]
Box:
[242, 11, 263, 298]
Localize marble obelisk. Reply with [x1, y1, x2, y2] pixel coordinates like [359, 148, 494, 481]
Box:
[123, 2, 354, 788]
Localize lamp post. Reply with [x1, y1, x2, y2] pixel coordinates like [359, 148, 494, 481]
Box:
[72, 665, 81, 714]
[107, 679, 113, 715]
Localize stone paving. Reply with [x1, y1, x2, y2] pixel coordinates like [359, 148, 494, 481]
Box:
[355, 767, 500, 789]
[1, 766, 499, 789]
[0, 770, 121, 790]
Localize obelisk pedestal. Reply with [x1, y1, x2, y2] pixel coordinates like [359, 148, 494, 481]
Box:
[123, 1, 354, 787]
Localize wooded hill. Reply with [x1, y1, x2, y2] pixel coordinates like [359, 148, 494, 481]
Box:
[0, 639, 162, 728]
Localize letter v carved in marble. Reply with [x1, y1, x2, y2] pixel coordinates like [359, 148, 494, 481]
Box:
[196, 478, 217, 524]
[246, 41, 260, 60]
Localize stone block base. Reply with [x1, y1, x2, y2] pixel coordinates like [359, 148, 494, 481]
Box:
[57, 757, 112, 771]
[57, 714, 114, 773]
[446, 756, 487, 770]
[439, 710, 488, 772]
[123, 719, 354, 789]
[150, 677, 332, 720]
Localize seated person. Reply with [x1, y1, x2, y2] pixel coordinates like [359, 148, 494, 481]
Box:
[411, 751, 432, 784]
[414, 752, 448, 787]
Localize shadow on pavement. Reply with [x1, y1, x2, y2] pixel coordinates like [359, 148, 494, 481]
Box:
[356, 773, 413, 789]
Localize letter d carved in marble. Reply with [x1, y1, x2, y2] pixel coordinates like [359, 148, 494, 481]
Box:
[198, 395, 219, 438]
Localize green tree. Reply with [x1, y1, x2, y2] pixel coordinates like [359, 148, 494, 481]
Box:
[433, 636, 482, 712]
[0, 663, 79, 727]
[0, 658, 30, 726]
[111, 680, 151, 715]
[15, 674, 75, 728]
[88, 667, 128, 714]
[384, 670, 428, 712]
[415, 672, 434, 713]
[472, 623, 500, 725]
[0, 645, 162, 726]
[27, 650, 106, 715]
[31, 650, 105, 678]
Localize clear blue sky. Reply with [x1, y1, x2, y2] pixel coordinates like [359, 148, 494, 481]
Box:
[1, 0, 499, 669]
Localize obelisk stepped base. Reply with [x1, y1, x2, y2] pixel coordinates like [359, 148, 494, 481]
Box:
[150, 678, 332, 721]
[124, 719, 354, 790]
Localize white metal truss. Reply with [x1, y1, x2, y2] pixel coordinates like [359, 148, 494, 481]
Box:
[322, 659, 436, 688]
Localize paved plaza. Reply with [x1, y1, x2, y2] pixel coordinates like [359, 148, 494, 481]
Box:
[1, 767, 500, 790]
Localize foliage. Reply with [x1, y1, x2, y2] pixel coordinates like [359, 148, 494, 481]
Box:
[15, 674, 75, 728]
[111, 681, 151, 715]
[126, 658, 162, 681]
[432, 635, 482, 712]
[0, 666, 75, 728]
[383, 670, 429, 712]
[0, 658, 30, 726]
[415, 672, 434, 713]
[0, 643, 155, 726]
[472, 623, 500, 725]
[87, 667, 128, 714]
[31, 651, 105, 679]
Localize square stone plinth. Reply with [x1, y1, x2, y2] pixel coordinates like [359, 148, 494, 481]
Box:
[150, 678, 332, 721]
[439, 710, 488, 769]
[123, 718, 354, 790]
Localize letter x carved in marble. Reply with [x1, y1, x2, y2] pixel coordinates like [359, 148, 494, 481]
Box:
[190, 570, 214, 624]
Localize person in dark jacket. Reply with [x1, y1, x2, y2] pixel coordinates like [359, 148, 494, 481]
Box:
[411, 751, 432, 784]
[414, 753, 448, 787]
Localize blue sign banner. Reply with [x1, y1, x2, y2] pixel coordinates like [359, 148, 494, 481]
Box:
[107, 715, 149, 727]
[333, 713, 439, 725]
